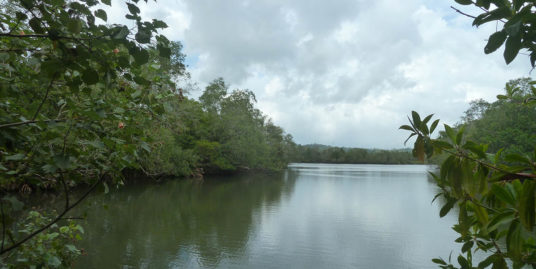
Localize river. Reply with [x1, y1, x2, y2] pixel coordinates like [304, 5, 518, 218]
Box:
[73, 163, 460, 268]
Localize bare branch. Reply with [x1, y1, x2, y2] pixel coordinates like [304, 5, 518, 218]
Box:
[450, 6, 477, 19]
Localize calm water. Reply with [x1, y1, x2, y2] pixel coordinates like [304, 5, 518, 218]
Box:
[73, 164, 461, 268]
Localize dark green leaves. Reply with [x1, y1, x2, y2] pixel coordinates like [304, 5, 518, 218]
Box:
[29, 17, 44, 34]
[15, 12, 27, 21]
[82, 69, 99, 85]
[53, 155, 71, 170]
[518, 180, 535, 230]
[132, 48, 149, 65]
[473, 7, 511, 27]
[484, 31, 507, 54]
[127, 3, 140, 14]
[157, 44, 171, 58]
[440, 198, 457, 217]
[504, 34, 522, 64]
[95, 9, 107, 22]
[112, 26, 130, 40]
[455, 0, 473, 4]
[491, 183, 516, 205]
[135, 29, 151, 44]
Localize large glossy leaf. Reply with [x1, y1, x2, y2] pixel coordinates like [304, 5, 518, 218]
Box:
[484, 31, 507, 54]
[504, 34, 522, 64]
[519, 180, 535, 231]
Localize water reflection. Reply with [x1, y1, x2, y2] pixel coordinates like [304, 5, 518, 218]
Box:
[74, 164, 460, 268]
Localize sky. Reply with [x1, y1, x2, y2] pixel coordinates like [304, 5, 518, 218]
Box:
[107, 0, 530, 149]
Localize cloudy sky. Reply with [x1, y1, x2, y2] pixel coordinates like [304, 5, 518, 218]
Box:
[109, 0, 530, 149]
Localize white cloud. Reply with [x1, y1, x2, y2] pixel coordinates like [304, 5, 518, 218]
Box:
[103, 0, 532, 148]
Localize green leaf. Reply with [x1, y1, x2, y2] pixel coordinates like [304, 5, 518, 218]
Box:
[491, 255, 507, 269]
[95, 9, 107, 22]
[487, 210, 515, 232]
[404, 133, 417, 146]
[46, 255, 61, 267]
[3, 196, 24, 211]
[101, 0, 111, 5]
[477, 254, 494, 269]
[152, 19, 168, 28]
[131, 89, 142, 98]
[29, 17, 44, 33]
[411, 111, 422, 130]
[432, 258, 447, 265]
[484, 31, 507, 54]
[5, 153, 25, 161]
[444, 124, 456, 143]
[463, 141, 487, 159]
[135, 29, 151, 44]
[112, 26, 129, 40]
[440, 199, 456, 217]
[15, 12, 28, 21]
[505, 20, 521, 36]
[455, 125, 465, 145]
[53, 155, 71, 170]
[469, 201, 489, 225]
[157, 44, 171, 58]
[519, 180, 535, 231]
[504, 153, 531, 165]
[457, 255, 470, 268]
[65, 244, 78, 253]
[82, 69, 99, 85]
[473, 7, 511, 27]
[126, 3, 140, 14]
[67, 19, 82, 34]
[430, 119, 440, 134]
[399, 125, 414, 131]
[504, 34, 522, 64]
[461, 241, 474, 253]
[491, 183, 516, 205]
[422, 114, 434, 125]
[133, 49, 149, 65]
[455, 0, 473, 4]
[506, 220, 523, 260]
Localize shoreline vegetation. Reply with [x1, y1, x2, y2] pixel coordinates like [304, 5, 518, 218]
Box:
[2, 0, 536, 267]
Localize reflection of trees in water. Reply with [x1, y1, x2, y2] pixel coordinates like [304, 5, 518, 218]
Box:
[73, 172, 296, 268]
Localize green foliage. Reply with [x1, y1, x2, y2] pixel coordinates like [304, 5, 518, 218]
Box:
[1, 210, 83, 268]
[417, 3, 536, 265]
[454, 0, 536, 65]
[290, 144, 416, 164]
[457, 78, 536, 156]
[0, 0, 295, 265]
[403, 109, 536, 268]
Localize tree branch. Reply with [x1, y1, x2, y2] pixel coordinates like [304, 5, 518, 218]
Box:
[450, 6, 477, 19]
[0, 175, 104, 255]
[0, 119, 65, 129]
[444, 148, 536, 181]
[32, 74, 58, 121]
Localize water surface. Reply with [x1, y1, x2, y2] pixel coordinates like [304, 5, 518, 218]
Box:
[74, 163, 460, 268]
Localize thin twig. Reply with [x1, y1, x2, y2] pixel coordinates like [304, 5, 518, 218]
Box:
[444, 148, 536, 180]
[59, 174, 69, 210]
[450, 6, 477, 19]
[32, 74, 58, 121]
[0, 175, 104, 255]
[0, 119, 65, 129]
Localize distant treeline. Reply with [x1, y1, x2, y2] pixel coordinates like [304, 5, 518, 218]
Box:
[289, 144, 416, 164]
